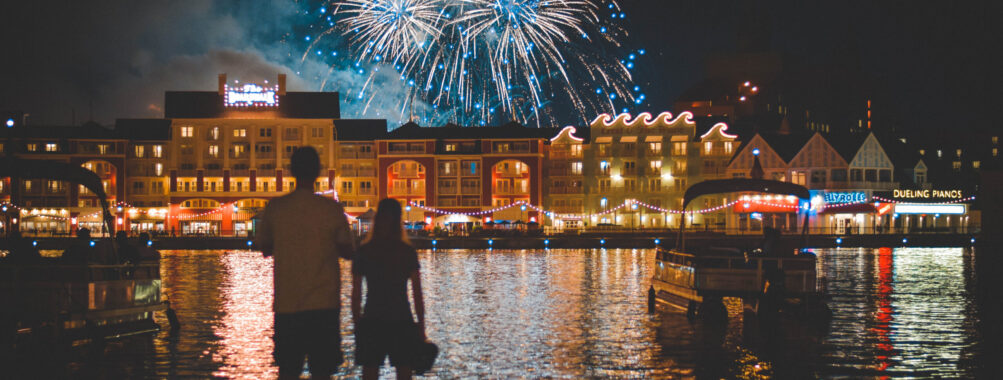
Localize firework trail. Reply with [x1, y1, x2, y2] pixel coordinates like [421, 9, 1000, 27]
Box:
[301, 0, 641, 127]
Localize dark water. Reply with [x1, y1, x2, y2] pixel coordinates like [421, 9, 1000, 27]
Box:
[13, 248, 985, 378]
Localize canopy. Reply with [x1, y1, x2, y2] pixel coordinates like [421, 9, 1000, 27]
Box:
[0, 157, 114, 228]
[682, 178, 810, 210]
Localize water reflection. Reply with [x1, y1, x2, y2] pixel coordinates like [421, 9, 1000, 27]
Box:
[27, 247, 982, 378]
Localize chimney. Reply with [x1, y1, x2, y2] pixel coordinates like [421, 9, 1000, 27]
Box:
[278, 74, 287, 95]
[218, 74, 227, 94]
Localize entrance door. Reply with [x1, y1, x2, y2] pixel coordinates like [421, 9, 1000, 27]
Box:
[835, 216, 852, 235]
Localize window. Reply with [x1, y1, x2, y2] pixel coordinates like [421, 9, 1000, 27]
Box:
[152, 145, 162, 158]
[359, 145, 372, 154]
[359, 181, 372, 193]
[232, 144, 246, 158]
[995, 148, 999, 157]
[650, 160, 662, 172]
[260, 128, 272, 137]
[45, 143, 58, 152]
[994, 136, 999, 145]
[704, 141, 713, 154]
[597, 144, 610, 156]
[438, 161, 456, 175]
[599, 179, 612, 192]
[234, 128, 247, 137]
[208, 145, 220, 158]
[26, 143, 37, 152]
[599, 161, 610, 175]
[956, 149, 962, 157]
[865, 169, 877, 181]
[648, 178, 661, 191]
[571, 162, 583, 175]
[571, 144, 582, 157]
[493, 142, 511, 153]
[936, 150, 942, 158]
[673, 161, 687, 175]
[624, 179, 637, 192]
[672, 141, 687, 155]
[181, 126, 194, 137]
[674, 178, 687, 191]
[830, 169, 847, 182]
[599, 197, 608, 208]
[132, 181, 145, 192]
[24, 180, 32, 192]
[154, 163, 163, 176]
[811, 170, 826, 184]
[151, 181, 164, 194]
[48, 180, 64, 193]
[445, 143, 457, 152]
[648, 142, 662, 154]
[98, 144, 109, 154]
[255, 144, 273, 153]
[952, 161, 961, 170]
[210, 127, 220, 140]
[724, 142, 733, 154]
[850, 169, 863, 181]
[311, 127, 324, 138]
[916, 172, 926, 184]
[461, 160, 479, 175]
[341, 181, 353, 194]
[791, 171, 807, 185]
[134, 145, 145, 158]
[623, 161, 636, 175]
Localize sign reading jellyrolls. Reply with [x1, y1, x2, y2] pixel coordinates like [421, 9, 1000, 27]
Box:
[892, 189, 963, 199]
[823, 191, 867, 204]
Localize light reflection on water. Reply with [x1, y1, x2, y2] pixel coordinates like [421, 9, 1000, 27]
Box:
[38, 247, 981, 378]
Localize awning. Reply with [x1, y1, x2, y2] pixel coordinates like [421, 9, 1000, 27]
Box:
[644, 135, 663, 142]
[820, 203, 877, 214]
[619, 136, 638, 143]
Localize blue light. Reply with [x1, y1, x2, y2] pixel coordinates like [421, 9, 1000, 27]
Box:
[836, 237, 842, 244]
[1, 205, 6, 211]
[147, 240, 153, 247]
[600, 27, 607, 33]
[633, 86, 640, 92]
[971, 238, 976, 244]
[247, 240, 253, 246]
[752, 148, 761, 156]
[902, 238, 908, 244]
[621, 108, 629, 113]
[544, 239, 550, 245]
[619, 12, 626, 18]
[304, 36, 311, 41]
[600, 239, 606, 245]
[32, 241, 38, 247]
[626, 62, 634, 69]
[5, 119, 13, 128]
[639, 49, 646, 55]
[520, 205, 527, 211]
[319, 7, 326, 13]
[488, 239, 494, 245]
[89, 240, 96, 247]
[629, 54, 636, 60]
[609, 93, 616, 99]
[432, 240, 437, 246]
[595, 88, 602, 94]
[654, 238, 660, 245]
[608, 3, 614, 8]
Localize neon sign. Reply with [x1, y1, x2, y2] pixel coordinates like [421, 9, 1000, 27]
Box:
[224, 83, 279, 107]
[823, 191, 867, 204]
[892, 189, 963, 199]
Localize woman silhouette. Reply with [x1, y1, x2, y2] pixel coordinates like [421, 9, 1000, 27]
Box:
[352, 199, 427, 379]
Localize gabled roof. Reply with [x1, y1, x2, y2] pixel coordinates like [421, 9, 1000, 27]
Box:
[873, 132, 923, 170]
[115, 119, 172, 140]
[385, 122, 561, 140]
[333, 119, 388, 141]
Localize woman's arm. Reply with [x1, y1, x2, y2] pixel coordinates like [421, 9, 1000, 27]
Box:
[410, 269, 426, 339]
[351, 271, 362, 324]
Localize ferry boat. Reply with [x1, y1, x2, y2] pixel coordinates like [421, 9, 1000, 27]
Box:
[0, 158, 168, 347]
[651, 178, 825, 320]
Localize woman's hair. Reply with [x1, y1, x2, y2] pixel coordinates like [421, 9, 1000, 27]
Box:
[364, 198, 410, 245]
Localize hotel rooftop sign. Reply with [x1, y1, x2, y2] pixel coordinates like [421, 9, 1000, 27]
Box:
[224, 83, 279, 108]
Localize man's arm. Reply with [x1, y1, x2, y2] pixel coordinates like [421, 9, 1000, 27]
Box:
[332, 202, 356, 260]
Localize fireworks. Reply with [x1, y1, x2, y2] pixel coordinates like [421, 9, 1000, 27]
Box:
[302, 0, 641, 127]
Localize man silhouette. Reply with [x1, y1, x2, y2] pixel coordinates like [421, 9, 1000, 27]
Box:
[255, 146, 356, 379]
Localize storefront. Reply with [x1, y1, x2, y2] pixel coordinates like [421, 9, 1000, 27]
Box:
[873, 189, 975, 233]
[730, 194, 801, 234]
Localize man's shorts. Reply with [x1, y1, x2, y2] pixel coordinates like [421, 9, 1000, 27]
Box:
[355, 318, 419, 368]
[274, 309, 343, 377]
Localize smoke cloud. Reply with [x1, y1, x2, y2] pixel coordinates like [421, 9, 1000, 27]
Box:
[2, 0, 417, 126]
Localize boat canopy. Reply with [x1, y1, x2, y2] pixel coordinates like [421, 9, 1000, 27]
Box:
[0, 158, 109, 201]
[682, 178, 810, 210]
[0, 158, 114, 230]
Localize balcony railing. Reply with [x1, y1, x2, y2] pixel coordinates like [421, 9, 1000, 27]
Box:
[494, 170, 527, 178]
[389, 187, 425, 196]
[393, 169, 423, 178]
[460, 186, 480, 195]
[493, 188, 530, 195]
[358, 188, 375, 195]
[357, 168, 377, 177]
[548, 186, 583, 194]
[622, 168, 638, 176]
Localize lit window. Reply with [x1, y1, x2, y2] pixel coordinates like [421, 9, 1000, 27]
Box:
[234, 128, 247, 137]
[994, 136, 999, 145]
[45, 143, 58, 152]
[952, 161, 961, 170]
[956, 149, 962, 157]
[724, 142, 733, 154]
[209, 145, 219, 158]
[650, 160, 662, 170]
[704, 141, 713, 154]
[152, 145, 162, 158]
[98, 144, 109, 154]
[937, 150, 942, 158]
[994, 148, 998, 157]
[210, 127, 220, 140]
[181, 126, 193, 137]
[134, 145, 145, 158]
[918, 149, 925, 155]
[26, 143, 38, 152]
[973, 161, 981, 169]
[571, 162, 583, 175]
[154, 163, 163, 176]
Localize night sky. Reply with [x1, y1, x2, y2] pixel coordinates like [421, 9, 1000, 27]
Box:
[2, 0, 998, 132]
